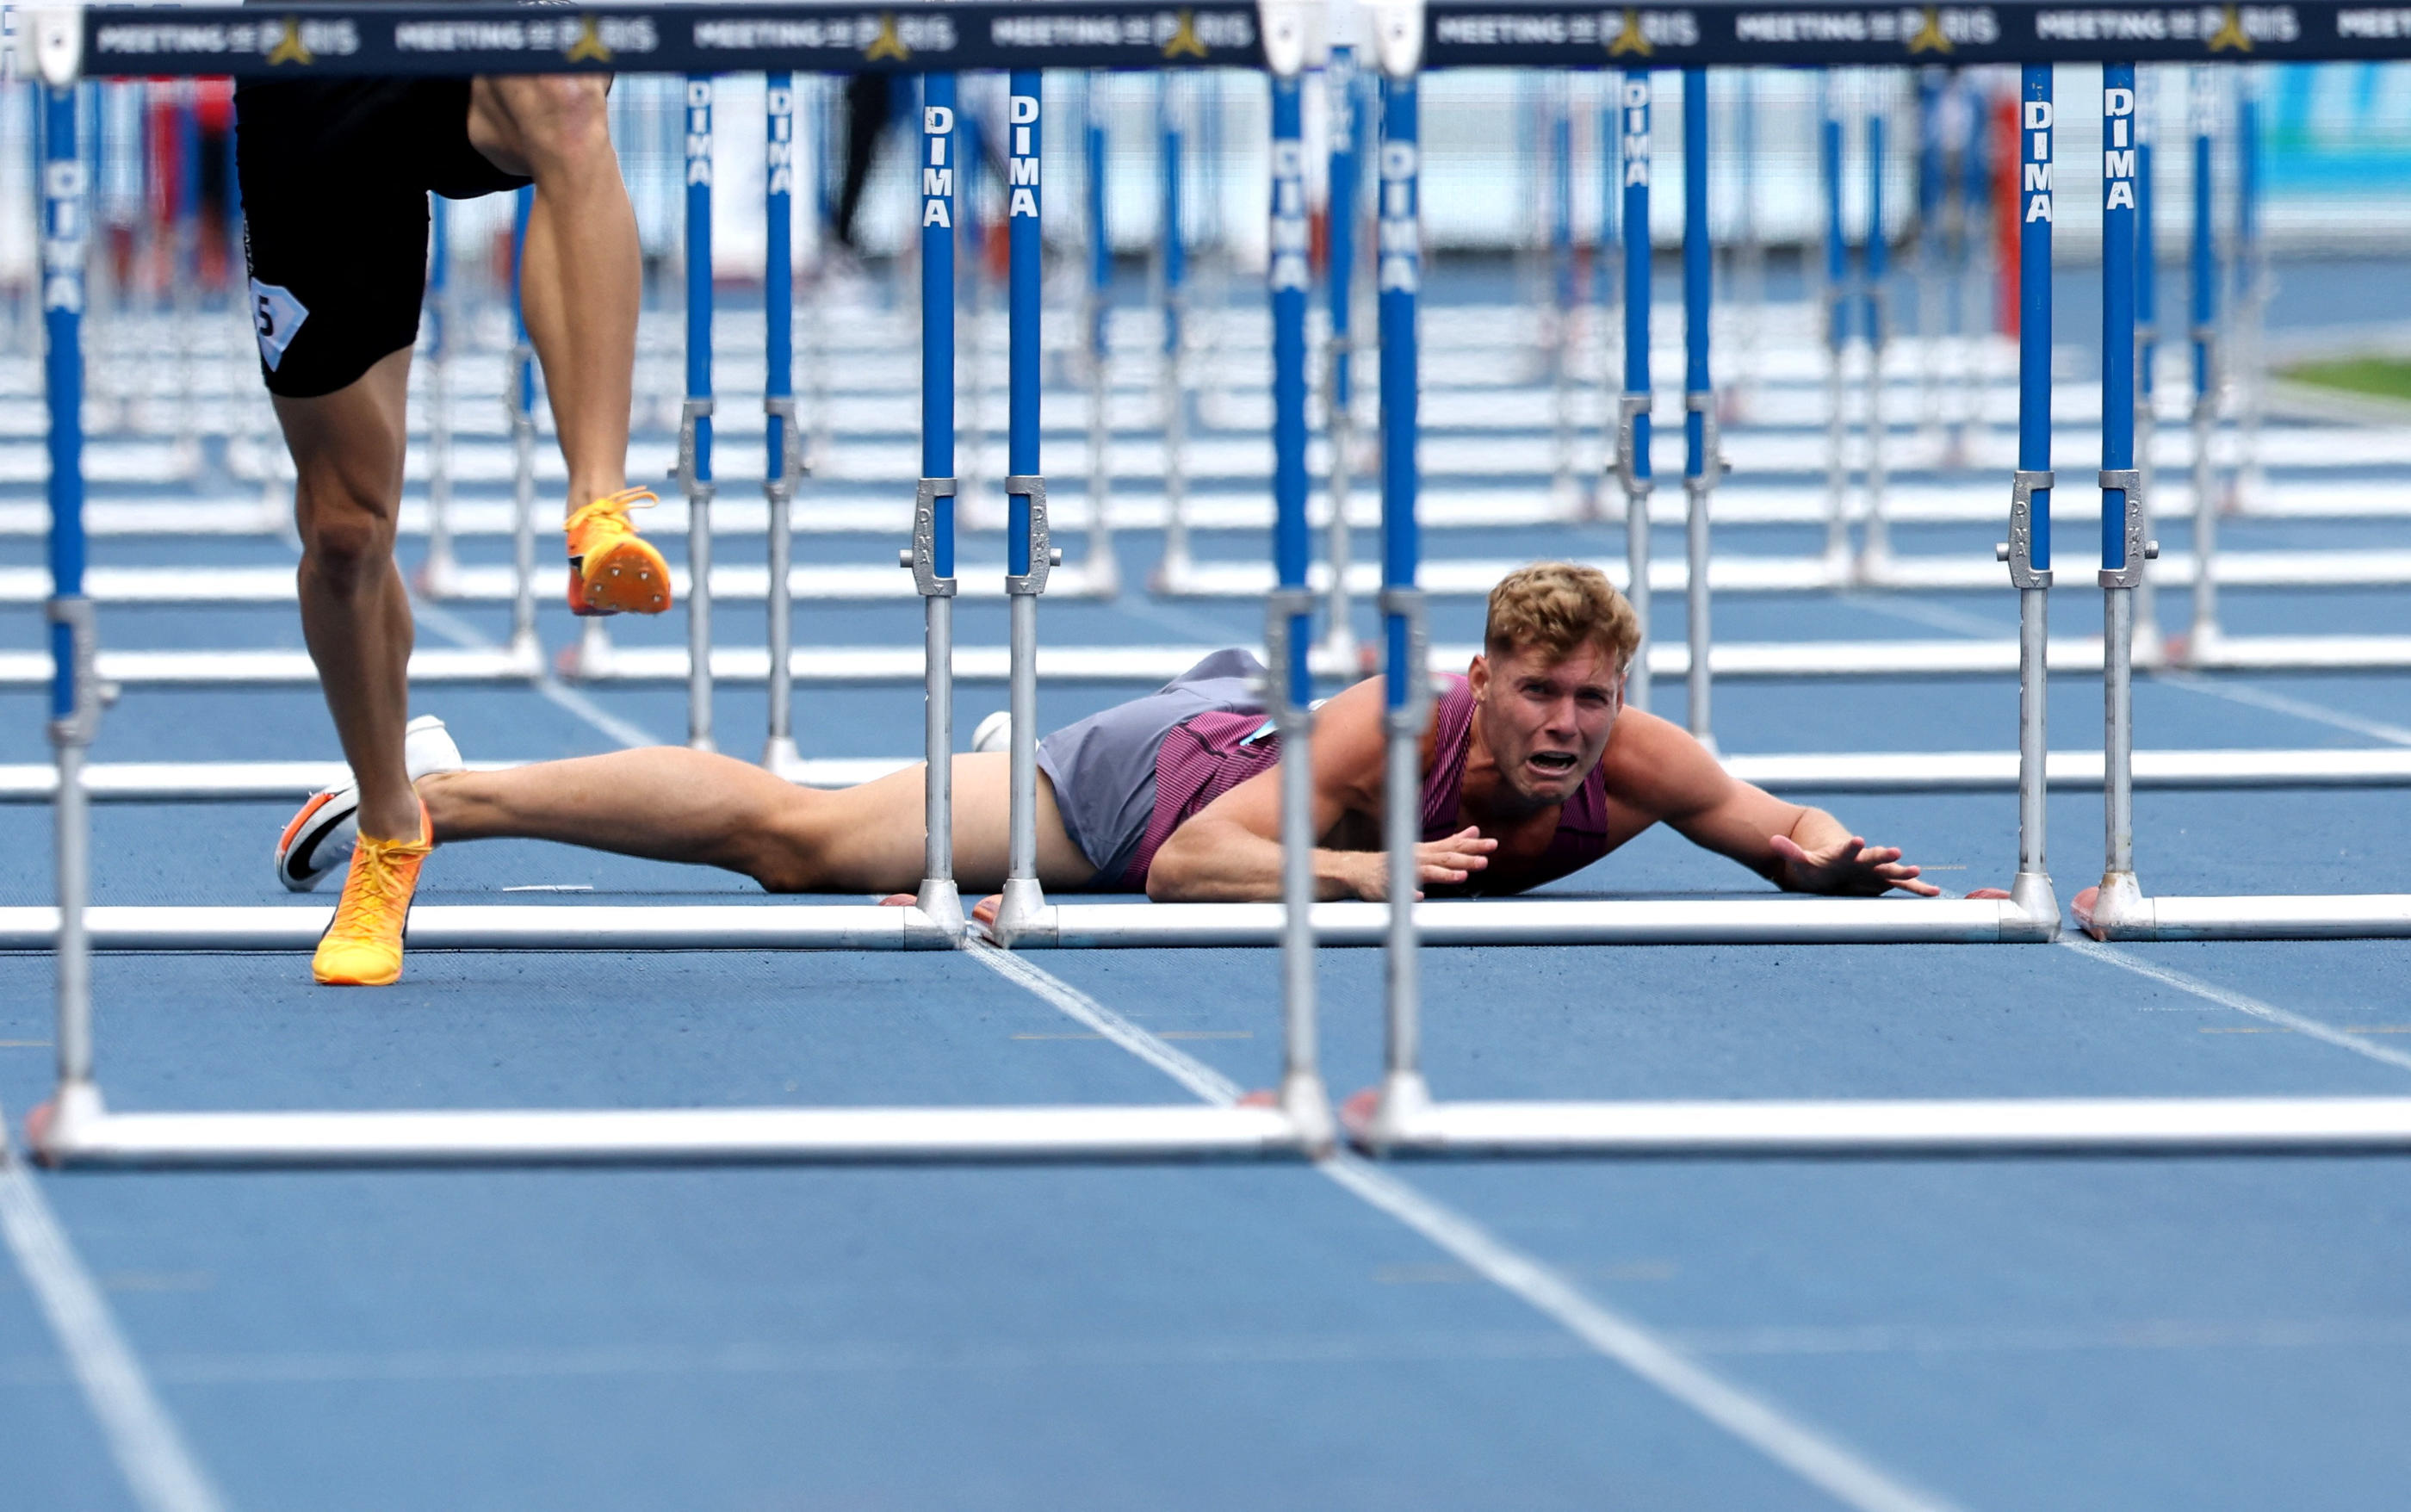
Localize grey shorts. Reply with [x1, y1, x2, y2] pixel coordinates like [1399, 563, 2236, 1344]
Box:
[1037, 648, 1267, 887]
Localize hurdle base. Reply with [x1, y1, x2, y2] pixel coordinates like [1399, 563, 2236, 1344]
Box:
[1342, 1095, 2411, 1157]
[1010, 895, 2059, 949]
[28, 1086, 1314, 1168]
[2079, 890, 2411, 942]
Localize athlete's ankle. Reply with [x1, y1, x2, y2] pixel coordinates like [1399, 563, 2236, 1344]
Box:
[566, 478, 631, 517]
[355, 792, 427, 846]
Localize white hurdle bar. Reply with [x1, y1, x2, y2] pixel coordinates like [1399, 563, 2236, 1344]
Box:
[1345, 1096, 2411, 1157]
[0, 903, 963, 951]
[28, 1096, 1307, 1168]
[10, 743, 2411, 806]
[15, 631, 2411, 690]
[17, 470, 2411, 543]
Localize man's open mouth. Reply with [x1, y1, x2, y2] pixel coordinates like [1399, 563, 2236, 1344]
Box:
[1529, 751, 1579, 774]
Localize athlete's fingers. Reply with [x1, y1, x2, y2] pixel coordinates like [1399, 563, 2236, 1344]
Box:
[970, 893, 1003, 927]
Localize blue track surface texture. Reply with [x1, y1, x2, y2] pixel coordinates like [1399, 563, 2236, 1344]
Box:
[7, 250, 2411, 1509]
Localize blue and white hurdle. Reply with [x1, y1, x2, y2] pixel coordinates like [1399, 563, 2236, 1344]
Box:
[22, 3, 2411, 1174]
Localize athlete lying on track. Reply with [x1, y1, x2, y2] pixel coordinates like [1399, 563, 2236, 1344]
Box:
[277, 563, 1955, 982]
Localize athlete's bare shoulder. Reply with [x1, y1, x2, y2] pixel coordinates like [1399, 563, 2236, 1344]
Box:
[1596, 707, 1735, 824]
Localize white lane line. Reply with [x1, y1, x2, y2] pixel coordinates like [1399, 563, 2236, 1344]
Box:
[0, 1154, 227, 1512]
[2152, 669, 2411, 747]
[965, 944, 1957, 1512]
[479, 656, 1954, 1512]
[2060, 939, 2411, 1075]
[968, 942, 1240, 1106]
[407, 598, 663, 750]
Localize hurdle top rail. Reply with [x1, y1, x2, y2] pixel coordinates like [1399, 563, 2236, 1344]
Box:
[28, 0, 2411, 85]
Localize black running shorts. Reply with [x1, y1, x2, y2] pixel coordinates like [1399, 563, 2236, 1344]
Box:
[233, 78, 531, 399]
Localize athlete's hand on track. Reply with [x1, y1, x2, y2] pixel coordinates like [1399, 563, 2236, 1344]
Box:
[1358, 826, 1497, 901]
[1768, 833, 1940, 897]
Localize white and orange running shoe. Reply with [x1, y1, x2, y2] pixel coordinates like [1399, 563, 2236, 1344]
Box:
[565, 486, 672, 616]
[275, 715, 462, 894]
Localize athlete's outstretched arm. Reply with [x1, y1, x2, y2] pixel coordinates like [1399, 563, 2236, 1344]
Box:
[1602, 710, 1940, 896]
[1144, 679, 1496, 902]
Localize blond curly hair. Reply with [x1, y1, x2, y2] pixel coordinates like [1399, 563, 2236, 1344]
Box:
[1483, 561, 1641, 672]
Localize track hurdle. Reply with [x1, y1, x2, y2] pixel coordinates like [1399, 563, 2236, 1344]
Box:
[1347, 53, 2411, 1159]
[1078, 71, 1121, 596]
[682, 73, 717, 749]
[418, 195, 462, 597]
[763, 72, 805, 771]
[2080, 60, 2411, 944]
[2180, 63, 2222, 661]
[25, 2, 1333, 1170]
[1319, 40, 1364, 665]
[1148, 74, 1193, 590]
[1612, 65, 1652, 711]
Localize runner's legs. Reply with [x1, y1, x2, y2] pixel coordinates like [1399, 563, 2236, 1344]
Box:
[421, 751, 1097, 895]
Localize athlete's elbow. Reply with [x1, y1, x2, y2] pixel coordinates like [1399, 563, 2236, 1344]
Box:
[1144, 843, 1196, 902]
[1146, 827, 1218, 902]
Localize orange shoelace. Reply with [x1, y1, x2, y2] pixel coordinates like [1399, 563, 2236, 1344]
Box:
[566, 487, 660, 548]
[325, 829, 430, 939]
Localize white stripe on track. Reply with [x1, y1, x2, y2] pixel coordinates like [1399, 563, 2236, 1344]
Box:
[967, 942, 1241, 1105]
[2060, 938, 2411, 1075]
[2152, 670, 2411, 748]
[965, 943, 1959, 1512]
[0, 1154, 227, 1512]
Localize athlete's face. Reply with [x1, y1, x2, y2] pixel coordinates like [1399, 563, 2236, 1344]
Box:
[1468, 641, 1624, 806]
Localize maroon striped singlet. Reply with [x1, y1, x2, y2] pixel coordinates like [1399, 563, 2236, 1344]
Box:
[1119, 674, 1613, 893]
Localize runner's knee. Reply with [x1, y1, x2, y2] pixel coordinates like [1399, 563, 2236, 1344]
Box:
[497, 77, 612, 176]
[294, 476, 398, 586]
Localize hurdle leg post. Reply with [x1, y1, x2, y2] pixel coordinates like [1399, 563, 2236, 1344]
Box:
[1149, 77, 1192, 592]
[1860, 84, 1892, 582]
[1681, 67, 1718, 752]
[2092, 63, 2158, 935]
[419, 195, 462, 598]
[2234, 75, 2266, 512]
[1915, 69, 1945, 456]
[170, 81, 199, 479]
[680, 75, 718, 753]
[34, 75, 109, 1153]
[995, 70, 1055, 946]
[1615, 67, 1654, 712]
[1819, 73, 1850, 576]
[1547, 75, 1577, 518]
[1360, 40, 1433, 1150]
[1081, 73, 1120, 597]
[906, 75, 964, 943]
[506, 188, 542, 673]
[2185, 64, 2221, 661]
[763, 74, 802, 772]
[2134, 68, 2163, 660]
[1320, 46, 1361, 666]
[2002, 63, 2061, 938]
[1263, 47, 1330, 1144]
